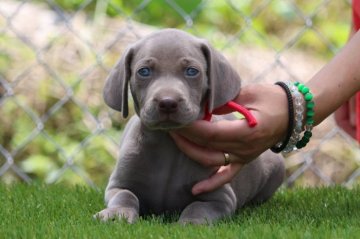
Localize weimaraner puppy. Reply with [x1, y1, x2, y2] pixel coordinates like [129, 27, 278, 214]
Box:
[95, 29, 285, 224]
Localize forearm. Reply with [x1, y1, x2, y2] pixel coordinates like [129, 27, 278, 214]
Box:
[308, 30, 360, 126]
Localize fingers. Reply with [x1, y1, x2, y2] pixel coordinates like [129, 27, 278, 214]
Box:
[191, 163, 243, 195]
[170, 130, 255, 166]
[175, 119, 254, 145]
[170, 132, 225, 167]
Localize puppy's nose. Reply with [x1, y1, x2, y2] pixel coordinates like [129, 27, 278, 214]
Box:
[158, 97, 178, 113]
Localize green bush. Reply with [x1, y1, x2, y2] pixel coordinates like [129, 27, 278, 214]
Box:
[0, 32, 123, 186]
[49, 0, 350, 57]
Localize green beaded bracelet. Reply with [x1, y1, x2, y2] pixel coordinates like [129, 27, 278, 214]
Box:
[294, 82, 315, 149]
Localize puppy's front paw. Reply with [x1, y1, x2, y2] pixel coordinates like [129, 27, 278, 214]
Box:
[94, 207, 139, 224]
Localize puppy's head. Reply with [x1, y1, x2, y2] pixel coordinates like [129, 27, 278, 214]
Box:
[104, 29, 241, 130]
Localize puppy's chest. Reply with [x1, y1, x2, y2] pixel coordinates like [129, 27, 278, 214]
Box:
[119, 129, 212, 213]
[129, 130, 209, 185]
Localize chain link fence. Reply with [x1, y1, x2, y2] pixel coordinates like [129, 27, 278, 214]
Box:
[0, 0, 359, 188]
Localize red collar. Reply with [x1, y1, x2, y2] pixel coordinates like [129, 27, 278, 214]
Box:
[203, 101, 257, 127]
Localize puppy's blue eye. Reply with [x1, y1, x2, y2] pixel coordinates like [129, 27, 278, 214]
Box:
[137, 67, 151, 77]
[185, 67, 199, 77]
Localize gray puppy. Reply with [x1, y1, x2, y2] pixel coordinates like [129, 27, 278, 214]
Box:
[95, 29, 285, 224]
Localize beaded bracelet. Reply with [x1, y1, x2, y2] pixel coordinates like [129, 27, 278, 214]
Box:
[270, 82, 295, 153]
[294, 82, 315, 149]
[282, 83, 305, 153]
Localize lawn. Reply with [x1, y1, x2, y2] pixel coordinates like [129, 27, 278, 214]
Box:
[1, 184, 360, 239]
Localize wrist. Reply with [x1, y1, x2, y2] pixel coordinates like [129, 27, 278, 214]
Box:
[237, 83, 289, 143]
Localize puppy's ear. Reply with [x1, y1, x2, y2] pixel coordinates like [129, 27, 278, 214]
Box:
[103, 47, 133, 118]
[201, 42, 241, 111]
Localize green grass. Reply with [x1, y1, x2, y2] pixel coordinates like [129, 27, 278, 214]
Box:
[1, 184, 360, 239]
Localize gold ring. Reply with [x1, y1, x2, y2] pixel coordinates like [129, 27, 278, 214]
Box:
[223, 153, 230, 166]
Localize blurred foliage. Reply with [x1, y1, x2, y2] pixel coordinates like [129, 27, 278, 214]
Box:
[0, 31, 122, 186]
[49, 0, 351, 57]
[0, 0, 352, 185]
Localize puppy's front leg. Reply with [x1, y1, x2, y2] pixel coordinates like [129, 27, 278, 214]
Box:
[94, 188, 139, 223]
[178, 185, 237, 225]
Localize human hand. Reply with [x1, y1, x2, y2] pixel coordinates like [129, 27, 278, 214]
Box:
[335, 96, 357, 139]
[170, 83, 289, 195]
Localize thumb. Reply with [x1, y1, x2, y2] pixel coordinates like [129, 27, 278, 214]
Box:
[212, 104, 235, 115]
[192, 163, 243, 195]
[211, 94, 243, 115]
